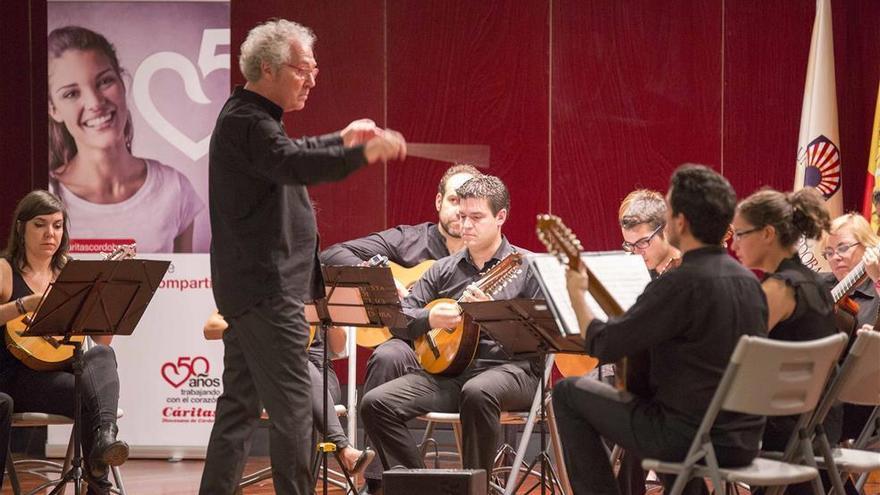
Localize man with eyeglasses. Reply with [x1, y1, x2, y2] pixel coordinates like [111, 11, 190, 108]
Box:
[201, 19, 407, 495]
[619, 189, 681, 278]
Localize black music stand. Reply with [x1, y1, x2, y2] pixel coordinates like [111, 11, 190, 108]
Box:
[459, 298, 587, 495]
[305, 264, 404, 495]
[22, 258, 169, 495]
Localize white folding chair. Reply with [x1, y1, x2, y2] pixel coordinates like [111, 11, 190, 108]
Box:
[641, 333, 848, 495]
[807, 329, 880, 495]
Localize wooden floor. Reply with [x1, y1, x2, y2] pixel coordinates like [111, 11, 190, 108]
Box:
[2, 457, 878, 494]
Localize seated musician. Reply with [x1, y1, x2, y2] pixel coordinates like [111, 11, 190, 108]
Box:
[731, 188, 842, 484]
[203, 311, 375, 475]
[820, 213, 880, 441]
[360, 175, 543, 488]
[613, 189, 683, 495]
[0, 190, 126, 494]
[556, 165, 767, 495]
[321, 163, 479, 493]
[619, 189, 681, 278]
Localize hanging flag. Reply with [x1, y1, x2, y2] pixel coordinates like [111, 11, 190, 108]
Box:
[861, 83, 880, 232]
[794, 0, 841, 272]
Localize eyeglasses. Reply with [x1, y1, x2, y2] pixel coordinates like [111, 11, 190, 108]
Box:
[821, 242, 861, 260]
[732, 226, 762, 241]
[622, 224, 664, 253]
[285, 64, 319, 80]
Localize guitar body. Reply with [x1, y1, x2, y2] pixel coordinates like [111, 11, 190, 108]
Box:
[553, 354, 599, 377]
[413, 298, 480, 376]
[5, 313, 85, 371]
[355, 260, 435, 348]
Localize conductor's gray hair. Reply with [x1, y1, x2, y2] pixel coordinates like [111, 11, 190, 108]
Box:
[239, 19, 315, 82]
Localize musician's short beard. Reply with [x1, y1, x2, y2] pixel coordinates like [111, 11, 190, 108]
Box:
[441, 219, 462, 239]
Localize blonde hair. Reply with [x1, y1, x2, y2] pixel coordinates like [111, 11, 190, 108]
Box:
[827, 213, 880, 248]
[618, 189, 666, 230]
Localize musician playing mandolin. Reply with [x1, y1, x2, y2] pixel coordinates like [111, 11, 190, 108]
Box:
[321, 164, 479, 493]
[0, 190, 127, 494]
[820, 213, 880, 443]
[360, 175, 543, 488]
[555, 165, 767, 495]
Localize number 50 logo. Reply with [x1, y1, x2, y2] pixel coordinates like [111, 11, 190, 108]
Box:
[161, 355, 211, 389]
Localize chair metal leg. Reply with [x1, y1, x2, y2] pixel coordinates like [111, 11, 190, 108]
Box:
[6, 446, 21, 495]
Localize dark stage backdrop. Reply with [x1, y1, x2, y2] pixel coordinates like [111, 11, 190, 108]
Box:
[3, 0, 880, 381]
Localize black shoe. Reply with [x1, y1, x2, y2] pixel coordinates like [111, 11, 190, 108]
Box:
[89, 423, 129, 478]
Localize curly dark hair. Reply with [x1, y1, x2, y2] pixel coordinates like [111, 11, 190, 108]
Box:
[737, 188, 829, 247]
[668, 164, 736, 245]
[456, 175, 509, 216]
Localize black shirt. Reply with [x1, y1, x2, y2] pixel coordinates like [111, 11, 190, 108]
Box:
[320, 222, 450, 268]
[395, 237, 543, 366]
[585, 246, 768, 450]
[209, 86, 367, 316]
[762, 255, 841, 450]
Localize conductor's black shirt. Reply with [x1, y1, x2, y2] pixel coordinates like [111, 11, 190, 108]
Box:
[209, 86, 367, 316]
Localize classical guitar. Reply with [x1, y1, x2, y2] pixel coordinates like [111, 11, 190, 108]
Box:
[5, 244, 136, 371]
[355, 259, 435, 348]
[535, 214, 603, 378]
[414, 253, 522, 376]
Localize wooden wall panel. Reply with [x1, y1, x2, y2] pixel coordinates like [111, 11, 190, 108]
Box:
[386, 0, 551, 251]
[551, 0, 723, 251]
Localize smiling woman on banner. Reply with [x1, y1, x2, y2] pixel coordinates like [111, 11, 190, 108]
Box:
[47, 26, 204, 253]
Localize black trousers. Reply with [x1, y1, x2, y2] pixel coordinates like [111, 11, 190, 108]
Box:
[307, 355, 347, 449]
[199, 294, 313, 495]
[0, 345, 120, 493]
[360, 361, 538, 478]
[552, 376, 756, 495]
[361, 338, 420, 481]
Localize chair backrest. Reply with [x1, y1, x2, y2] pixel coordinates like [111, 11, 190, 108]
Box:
[835, 329, 880, 406]
[721, 333, 848, 417]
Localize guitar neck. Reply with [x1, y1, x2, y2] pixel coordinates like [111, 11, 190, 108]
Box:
[831, 261, 866, 302]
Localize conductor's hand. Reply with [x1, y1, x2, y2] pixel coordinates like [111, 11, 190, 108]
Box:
[364, 129, 407, 163]
[428, 302, 461, 330]
[341, 118, 381, 147]
[864, 246, 880, 282]
[565, 266, 589, 301]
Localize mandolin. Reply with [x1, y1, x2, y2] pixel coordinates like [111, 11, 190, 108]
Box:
[413, 253, 522, 376]
[354, 259, 435, 348]
[5, 244, 136, 371]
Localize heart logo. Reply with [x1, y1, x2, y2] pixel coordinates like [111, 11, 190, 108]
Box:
[132, 29, 229, 160]
[161, 362, 191, 389]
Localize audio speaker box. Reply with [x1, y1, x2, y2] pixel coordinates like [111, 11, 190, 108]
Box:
[383, 468, 487, 495]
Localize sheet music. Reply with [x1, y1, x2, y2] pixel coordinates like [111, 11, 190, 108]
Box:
[529, 251, 650, 337]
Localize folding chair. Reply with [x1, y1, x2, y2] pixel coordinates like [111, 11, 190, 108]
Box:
[641, 333, 848, 495]
[807, 329, 880, 495]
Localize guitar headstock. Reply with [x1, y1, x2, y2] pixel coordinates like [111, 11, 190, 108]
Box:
[536, 214, 583, 271]
[478, 253, 523, 297]
[103, 243, 137, 261]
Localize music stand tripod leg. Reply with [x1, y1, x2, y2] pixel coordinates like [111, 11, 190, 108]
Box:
[48, 340, 84, 495]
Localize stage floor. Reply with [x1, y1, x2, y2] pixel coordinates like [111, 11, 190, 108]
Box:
[2, 457, 878, 494]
